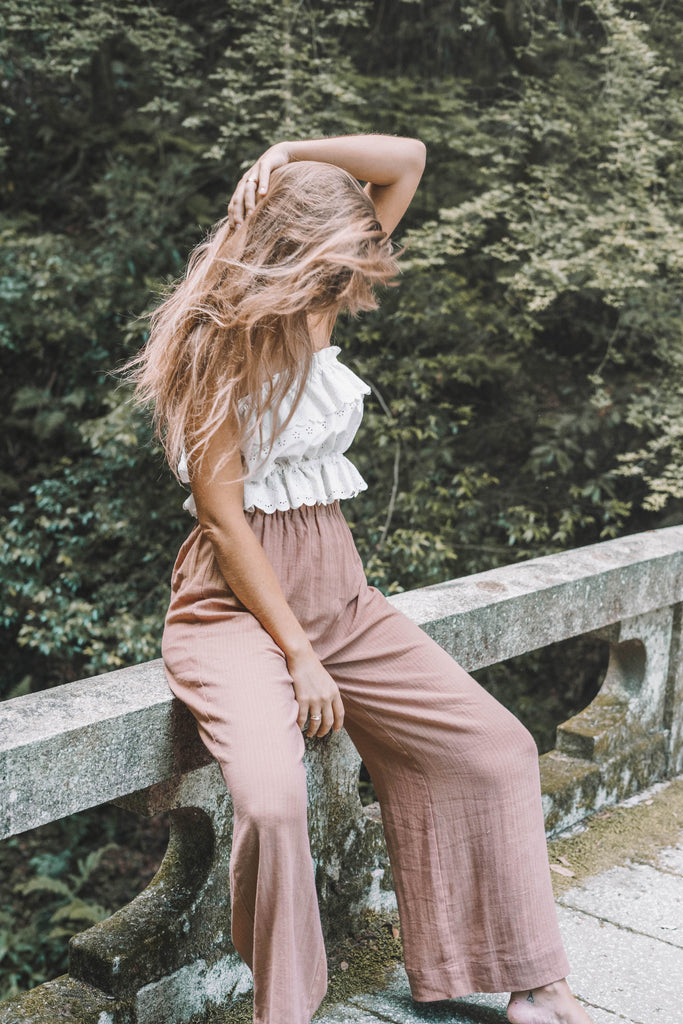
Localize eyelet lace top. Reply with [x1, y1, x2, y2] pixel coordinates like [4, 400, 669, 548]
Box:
[178, 345, 371, 515]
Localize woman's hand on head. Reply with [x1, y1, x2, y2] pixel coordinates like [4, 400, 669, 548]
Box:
[227, 142, 292, 229]
[286, 645, 345, 739]
[226, 134, 426, 235]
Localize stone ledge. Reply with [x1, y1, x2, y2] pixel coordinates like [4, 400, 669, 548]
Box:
[4, 525, 683, 839]
[390, 525, 683, 667]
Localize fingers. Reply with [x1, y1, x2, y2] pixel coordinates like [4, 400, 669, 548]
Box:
[226, 143, 292, 228]
[257, 163, 270, 196]
[227, 174, 254, 230]
[289, 651, 344, 738]
[227, 164, 267, 230]
[332, 693, 345, 733]
[227, 178, 246, 230]
[319, 701, 335, 737]
[304, 703, 330, 739]
[296, 700, 309, 734]
[299, 694, 345, 739]
[305, 707, 323, 739]
[243, 177, 258, 216]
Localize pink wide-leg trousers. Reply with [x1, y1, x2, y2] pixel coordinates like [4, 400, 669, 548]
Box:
[162, 501, 569, 1024]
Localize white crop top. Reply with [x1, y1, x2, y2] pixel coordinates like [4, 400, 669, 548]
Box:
[178, 345, 371, 515]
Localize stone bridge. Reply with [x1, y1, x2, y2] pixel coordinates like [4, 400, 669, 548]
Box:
[2, 525, 683, 1024]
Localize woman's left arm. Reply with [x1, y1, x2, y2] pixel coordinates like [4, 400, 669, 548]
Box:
[229, 134, 426, 236]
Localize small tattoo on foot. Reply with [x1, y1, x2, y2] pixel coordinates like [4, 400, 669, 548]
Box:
[526, 991, 534, 1003]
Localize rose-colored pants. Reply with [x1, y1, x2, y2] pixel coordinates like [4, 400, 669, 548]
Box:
[162, 501, 569, 1024]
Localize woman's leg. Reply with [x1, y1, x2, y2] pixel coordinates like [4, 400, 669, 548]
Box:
[306, 533, 570, 1000]
[161, 503, 573, 1019]
[162, 527, 327, 1024]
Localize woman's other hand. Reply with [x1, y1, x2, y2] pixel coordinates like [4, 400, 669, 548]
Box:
[287, 645, 345, 739]
[227, 142, 291, 229]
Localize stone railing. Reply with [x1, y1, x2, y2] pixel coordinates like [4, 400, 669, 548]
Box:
[2, 525, 683, 1024]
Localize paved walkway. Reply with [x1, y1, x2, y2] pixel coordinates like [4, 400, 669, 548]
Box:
[315, 783, 683, 1024]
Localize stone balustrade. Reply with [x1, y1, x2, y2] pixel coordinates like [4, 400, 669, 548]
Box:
[2, 525, 683, 1024]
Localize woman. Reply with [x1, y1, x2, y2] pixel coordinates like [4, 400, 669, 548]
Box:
[129, 135, 594, 1024]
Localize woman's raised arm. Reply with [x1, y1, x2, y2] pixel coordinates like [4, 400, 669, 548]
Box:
[229, 134, 426, 236]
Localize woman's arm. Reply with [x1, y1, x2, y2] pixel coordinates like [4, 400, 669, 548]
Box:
[188, 420, 344, 739]
[229, 134, 426, 236]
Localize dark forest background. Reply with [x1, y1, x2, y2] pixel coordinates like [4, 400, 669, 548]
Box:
[2, 0, 683, 997]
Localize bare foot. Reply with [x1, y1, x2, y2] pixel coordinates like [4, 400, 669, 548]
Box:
[507, 979, 595, 1024]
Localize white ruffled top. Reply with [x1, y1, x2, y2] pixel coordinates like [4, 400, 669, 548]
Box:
[178, 345, 371, 515]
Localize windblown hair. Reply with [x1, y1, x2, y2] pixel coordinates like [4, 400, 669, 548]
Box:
[125, 160, 400, 478]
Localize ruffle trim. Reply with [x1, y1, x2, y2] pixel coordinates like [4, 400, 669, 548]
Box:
[243, 452, 368, 514]
[244, 396, 365, 468]
[181, 453, 368, 517]
[179, 347, 369, 479]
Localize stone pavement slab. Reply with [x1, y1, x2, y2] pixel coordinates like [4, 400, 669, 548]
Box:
[558, 861, 683, 946]
[314, 777, 683, 1024]
[351, 967, 507, 1023]
[317, 826, 683, 1024]
[554, 904, 681, 1024]
[657, 843, 683, 874]
[315, 966, 507, 1022]
[578, 1010, 634, 1024]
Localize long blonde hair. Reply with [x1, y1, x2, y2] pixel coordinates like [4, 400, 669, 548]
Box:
[125, 160, 400, 477]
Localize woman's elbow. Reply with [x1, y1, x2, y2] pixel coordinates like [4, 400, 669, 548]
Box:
[195, 502, 247, 552]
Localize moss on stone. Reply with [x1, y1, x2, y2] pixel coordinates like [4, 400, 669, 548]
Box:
[322, 909, 403, 1005]
[0, 975, 115, 1024]
[541, 733, 669, 834]
[182, 909, 403, 1023]
[547, 775, 683, 896]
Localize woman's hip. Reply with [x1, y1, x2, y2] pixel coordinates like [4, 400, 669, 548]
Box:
[165, 500, 367, 638]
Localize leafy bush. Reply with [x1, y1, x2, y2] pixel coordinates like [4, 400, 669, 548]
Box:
[1, 0, 681, 694]
[0, 806, 168, 999]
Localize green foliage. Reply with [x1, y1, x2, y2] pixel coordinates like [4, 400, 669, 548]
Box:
[0, 824, 117, 998]
[1, 0, 682, 699]
[0, 803, 170, 999]
[342, 0, 683, 584]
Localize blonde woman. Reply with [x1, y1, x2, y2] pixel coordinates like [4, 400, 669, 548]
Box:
[129, 135, 593, 1024]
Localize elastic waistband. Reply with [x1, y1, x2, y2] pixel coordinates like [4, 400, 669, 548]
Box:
[244, 499, 343, 522]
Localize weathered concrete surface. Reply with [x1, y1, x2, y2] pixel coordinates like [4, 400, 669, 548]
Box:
[4, 525, 683, 839]
[390, 525, 683, 668]
[7, 797, 681, 1024]
[540, 730, 669, 834]
[346, 970, 507, 1022]
[559, 861, 683, 945]
[0, 659, 206, 838]
[69, 764, 233, 1000]
[665, 603, 683, 775]
[64, 739, 388, 1022]
[557, 608, 672, 758]
[554, 907, 682, 1024]
[0, 975, 115, 1024]
[539, 603, 679, 833]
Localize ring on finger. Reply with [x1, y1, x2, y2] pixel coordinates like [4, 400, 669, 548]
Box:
[310, 714, 322, 721]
